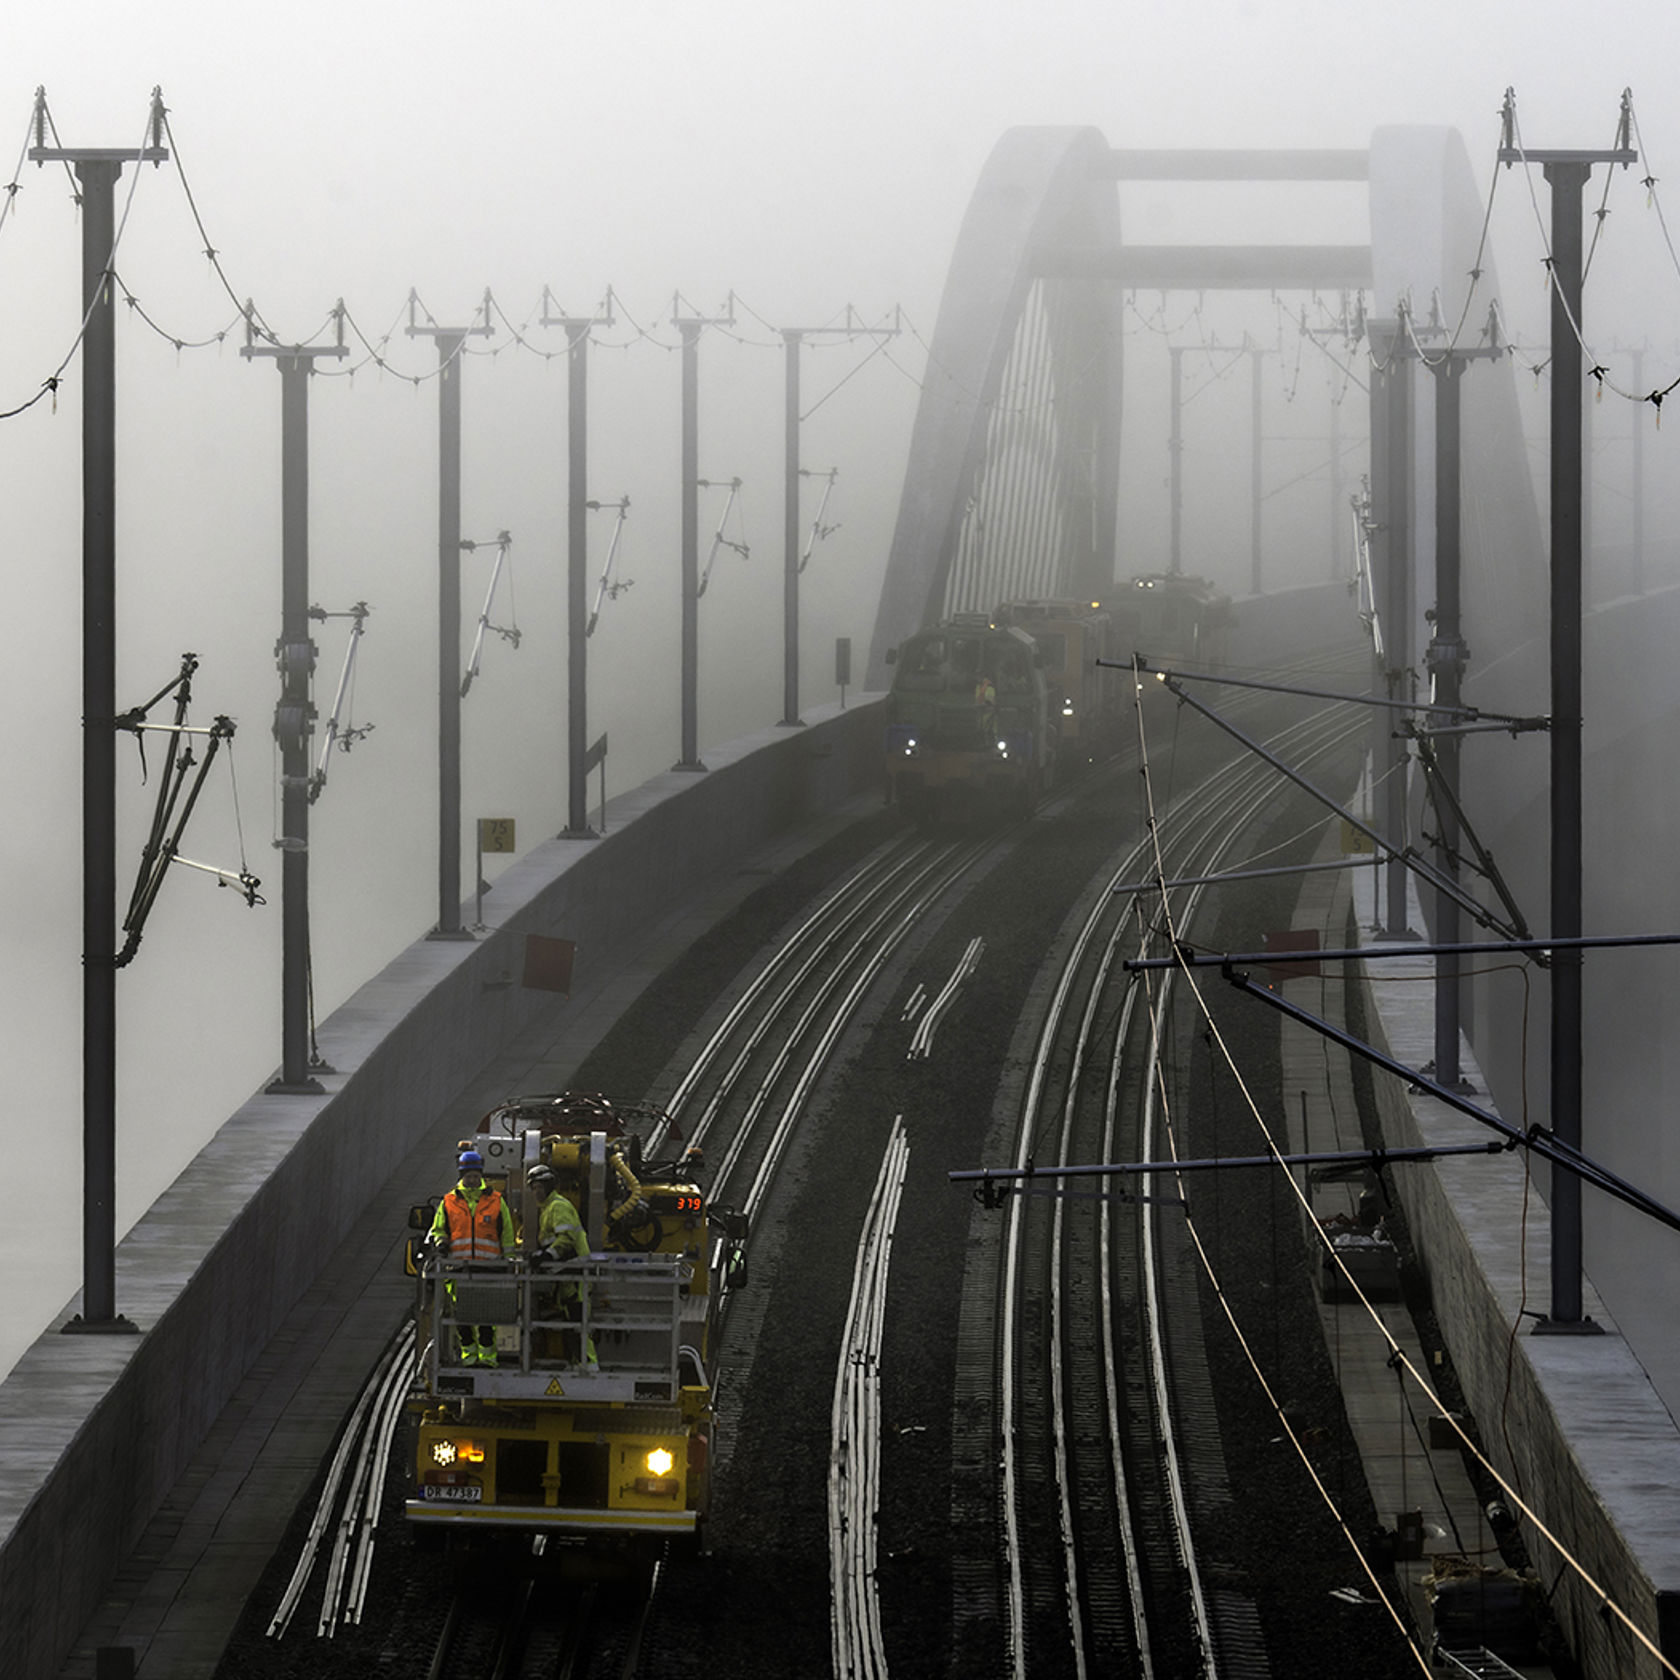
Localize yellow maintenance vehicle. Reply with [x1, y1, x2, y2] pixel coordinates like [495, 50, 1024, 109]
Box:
[403, 1093, 746, 1558]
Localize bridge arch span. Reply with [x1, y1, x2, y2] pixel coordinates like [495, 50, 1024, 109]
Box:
[866, 126, 1122, 684]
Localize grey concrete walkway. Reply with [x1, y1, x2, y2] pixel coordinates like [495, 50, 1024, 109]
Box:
[1282, 836, 1522, 1667]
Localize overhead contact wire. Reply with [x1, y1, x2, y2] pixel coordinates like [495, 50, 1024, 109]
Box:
[1504, 88, 1680, 410]
[158, 103, 280, 346]
[1137, 685, 1680, 1677]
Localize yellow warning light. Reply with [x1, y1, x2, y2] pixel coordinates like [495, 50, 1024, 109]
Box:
[432, 1438, 484, 1466]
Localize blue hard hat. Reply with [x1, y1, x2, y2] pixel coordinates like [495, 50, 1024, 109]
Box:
[458, 1149, 485, 1171]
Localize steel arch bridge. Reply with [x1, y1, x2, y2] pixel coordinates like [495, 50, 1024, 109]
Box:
[864, 123, 1515, 688]
[865, 127, 1123, 688]
[855, 121, 1680, 1678]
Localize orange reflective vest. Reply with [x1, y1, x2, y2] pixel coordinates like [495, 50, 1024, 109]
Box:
[440, 1187, 508, 1260]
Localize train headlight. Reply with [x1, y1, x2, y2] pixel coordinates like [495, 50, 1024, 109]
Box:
[634, 1444, 681, 1498]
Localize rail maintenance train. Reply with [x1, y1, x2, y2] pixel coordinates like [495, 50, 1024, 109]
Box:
[1109, 572, 1234, 676]
[993, 598, 1125, 764]
[1094, 572, 1236, 738]
[403, 1092, 746, 1557]
[883, 614, 1057, 820]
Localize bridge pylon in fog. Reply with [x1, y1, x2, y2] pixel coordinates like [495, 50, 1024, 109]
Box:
[867, 128, 1123, 683]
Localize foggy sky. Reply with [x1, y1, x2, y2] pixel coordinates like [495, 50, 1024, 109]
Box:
[5, 0, 1680, 1379]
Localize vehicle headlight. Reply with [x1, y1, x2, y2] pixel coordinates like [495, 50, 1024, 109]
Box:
[646, 1447, 675, 1477]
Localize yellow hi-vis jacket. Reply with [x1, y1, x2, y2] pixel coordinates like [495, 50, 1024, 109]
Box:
[538, 1191, 590, 1261]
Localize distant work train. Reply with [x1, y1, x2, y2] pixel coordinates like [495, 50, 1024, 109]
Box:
[403, 1092, 746, 1558]
[993, 598, 1126, 763]
[1108, 572, 1234, 675]
[882, 582, 1233, 818]
[883, 614, 1057, 820]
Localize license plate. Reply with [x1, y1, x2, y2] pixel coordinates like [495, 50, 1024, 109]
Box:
[423, 1484, 483, 1503]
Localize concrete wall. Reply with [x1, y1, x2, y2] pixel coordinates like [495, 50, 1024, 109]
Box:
[1229, 579, 1364, 673]
[0, 697, 886, 1680]
[1361, 924, 1680, 1679]
[1452, 585, 1680, 1429]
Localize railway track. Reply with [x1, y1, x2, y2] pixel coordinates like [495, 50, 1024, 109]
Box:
[266, 1321, 417, 1641]
[987, 689, 1367, 1679]
[260, 820, 1021, 1677]
[631, 653, 1375, 1678]
[648, 829, 995, 1231]
[247, 650, 1385, 1680]
[423, 1567, 656, 1679]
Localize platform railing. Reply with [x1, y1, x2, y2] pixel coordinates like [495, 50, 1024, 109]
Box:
[417, 1251, 693, 1402]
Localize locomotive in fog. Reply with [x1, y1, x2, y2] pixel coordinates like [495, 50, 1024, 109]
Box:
[1109, 572, 1233, 673]
[883, 615, 1057, 820]
[882, 583, 1232, 817]
[993, 598, 1126, 763]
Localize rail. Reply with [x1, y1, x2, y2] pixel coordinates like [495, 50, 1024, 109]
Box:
[267, 1322, 418, 1640]
[828, 1116, 909, 1679]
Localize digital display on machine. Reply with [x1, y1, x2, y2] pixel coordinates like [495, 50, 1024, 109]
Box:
[652, 1193, 703, 1214]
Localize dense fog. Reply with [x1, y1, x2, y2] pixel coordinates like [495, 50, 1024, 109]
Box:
[4, 0, 1680, 1380]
